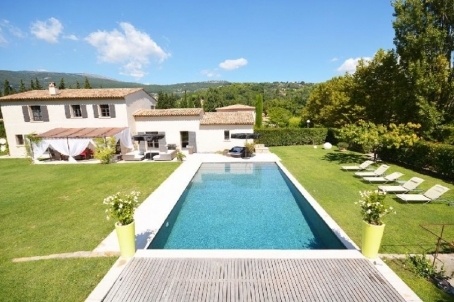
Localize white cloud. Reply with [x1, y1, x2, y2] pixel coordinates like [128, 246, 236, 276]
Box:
[201, 69, 221, 78]
[64, 34, 78, 41]
[219, 58, 248, 70]
[1, 19, 26, 38]
[30, 17, 63, 43]
[85, 22, 171, 79]
[337, 57, 371, 73]
[330, 57, 338, 62]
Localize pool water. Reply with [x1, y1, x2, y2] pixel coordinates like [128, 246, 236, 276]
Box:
[148, 162, 345, 250]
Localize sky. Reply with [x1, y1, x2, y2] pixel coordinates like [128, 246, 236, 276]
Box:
[0, 1, 396, 85]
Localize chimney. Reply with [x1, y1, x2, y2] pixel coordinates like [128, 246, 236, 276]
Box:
[48, 82, 59, 95]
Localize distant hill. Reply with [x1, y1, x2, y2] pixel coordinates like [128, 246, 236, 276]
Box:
[0, 70, 231, 94]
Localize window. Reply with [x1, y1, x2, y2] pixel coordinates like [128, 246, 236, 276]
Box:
[146, 131, 159, 149]
[224, 130, 230, 140]
[99, 104, 110, 117]
[180, 131, 189, 148]
[71, 105, 82, 117]
[15, 135, 24, 145]
[150, 105, 155, 110]
[30, 105, 43, 121]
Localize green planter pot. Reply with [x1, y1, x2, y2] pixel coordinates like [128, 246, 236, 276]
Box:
[115, 221, 136, 258]
[361, 221, 385, 259]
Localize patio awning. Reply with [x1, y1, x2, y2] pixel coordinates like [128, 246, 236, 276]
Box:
[37, 127, 128, 138]
[231, 133, 260, 139]
[132, 134, 165, 142]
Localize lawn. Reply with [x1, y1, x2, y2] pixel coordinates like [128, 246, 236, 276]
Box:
[272, 145, 454, 301]
[0, 159, 179, 301]
[2, 148, 454, 301]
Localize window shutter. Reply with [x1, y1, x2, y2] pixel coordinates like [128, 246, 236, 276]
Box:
[22, 106, 30, 122]
[109, 104, 116, 118]
[189, 131, 197, 152]
[81, 105, 88, 118]
[41, 105, 49, 122]
[138, 132, 145, 154]
[64, 105, 71, 118]
[93, 105, 99, 118]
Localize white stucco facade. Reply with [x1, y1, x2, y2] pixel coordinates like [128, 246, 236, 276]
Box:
[0, 88, 156, 157]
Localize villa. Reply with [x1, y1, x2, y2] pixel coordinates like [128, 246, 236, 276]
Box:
[0, 84, 255, 159]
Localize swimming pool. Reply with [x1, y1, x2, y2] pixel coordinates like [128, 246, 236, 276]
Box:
[148, 162, 345, 250]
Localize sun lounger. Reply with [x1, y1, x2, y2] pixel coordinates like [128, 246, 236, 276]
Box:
[378, 177, 424, 194]
[354, 164, 390, 177]
[396, 184, 450, 203]
[341, 160, 374, 171]
[363, 172, 404, 183]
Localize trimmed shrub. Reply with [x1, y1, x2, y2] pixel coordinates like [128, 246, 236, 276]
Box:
[379, 141, 454, 179]
[255, 128, 328, 146]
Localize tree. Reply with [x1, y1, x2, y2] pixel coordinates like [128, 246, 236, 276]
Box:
[337, 120, 420, 160]
[302, 75, 356, 127]
[76, 80, 81, 89]
[255, 94, 263, 128]
[267, 107, 292, 128]
[3, 80, 13, 96]
[84, 77, 92, 89]
[156, 91, 176, 109]
[203, 88, 223, 112]
[34, 77, 42, 90]
[392, 0, 454, 129]
[30, 79, 35, 90]
[350, 49, 415, 125]
[58, 78, 66, 89]
[19, 80, 26, 92]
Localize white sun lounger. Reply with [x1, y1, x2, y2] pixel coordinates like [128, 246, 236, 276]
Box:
[363, 172, 404, 183]
[396, 184, 450, 203]
[378, 177, 424, 194]
[341, 160, 374, 171]
[354, 164, 389, 177]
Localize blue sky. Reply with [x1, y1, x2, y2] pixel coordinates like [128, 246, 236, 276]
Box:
[0, 1, 396, 85]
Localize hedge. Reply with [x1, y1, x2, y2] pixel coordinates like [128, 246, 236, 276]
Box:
[254, 128, 328, 146]
[379, 141, 454, 180]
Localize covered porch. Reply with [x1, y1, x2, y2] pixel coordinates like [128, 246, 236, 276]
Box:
[32, 127, 134, 163]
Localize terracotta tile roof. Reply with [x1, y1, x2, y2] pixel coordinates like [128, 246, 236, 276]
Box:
[38, 127, 127, 138]
[134, 108, 204, 117]
[200, 112, 254, 125]
[0, 88, 144, 101]
[216, 104, 255, 111]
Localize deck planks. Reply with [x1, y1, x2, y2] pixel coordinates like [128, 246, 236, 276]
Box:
[102, 257, 406, 302]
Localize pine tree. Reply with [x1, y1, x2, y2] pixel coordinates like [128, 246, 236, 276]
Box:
[84, 77, 92, 89]
[58, 78, 66, 89]
[30, 79, 35, 90]
[255, 94, 263, 128]
[3, 80, 12, 96]
[76, 81, 80, 89]
[19, 80, 26, 92]
[34, 77, 42, 89]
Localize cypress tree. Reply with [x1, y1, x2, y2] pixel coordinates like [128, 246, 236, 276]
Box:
[255, 94, 263, 128]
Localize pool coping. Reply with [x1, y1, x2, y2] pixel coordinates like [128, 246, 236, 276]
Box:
[86, 153, 421, 302]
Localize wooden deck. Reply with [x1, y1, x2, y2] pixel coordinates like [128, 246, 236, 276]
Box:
[102, 257, 406, 302]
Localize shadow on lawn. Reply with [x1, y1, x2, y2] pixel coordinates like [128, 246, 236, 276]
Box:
[322, 151, 370, 164]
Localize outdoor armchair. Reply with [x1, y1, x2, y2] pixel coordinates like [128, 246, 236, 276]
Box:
[341, 160, 374, 171]
[396, 184, 450, 204]
[362, 172, 404, 184]
[378, 177, 424, 194]
[354, 164, 390, 177]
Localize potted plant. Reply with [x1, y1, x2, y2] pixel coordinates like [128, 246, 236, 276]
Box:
[356, 190, 395, 258]
[104, 190, 141, 258]
[176, 150, 186, 162]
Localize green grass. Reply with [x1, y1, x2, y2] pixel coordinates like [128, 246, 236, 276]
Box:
[2, 149, 454, 301]
[273, 145, 454, 301]
[0, 159, 179, 302]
